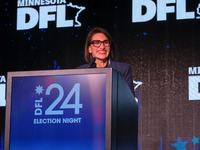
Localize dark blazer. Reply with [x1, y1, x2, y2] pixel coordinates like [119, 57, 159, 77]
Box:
[77, 60, 135, 95]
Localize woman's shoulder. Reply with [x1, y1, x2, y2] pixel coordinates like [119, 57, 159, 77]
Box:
[110, 61, 131, 70]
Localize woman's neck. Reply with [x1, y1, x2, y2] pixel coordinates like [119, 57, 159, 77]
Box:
[95, 59, 108, 68]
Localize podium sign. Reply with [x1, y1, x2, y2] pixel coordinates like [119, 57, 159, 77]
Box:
[5, 69, 112, 150]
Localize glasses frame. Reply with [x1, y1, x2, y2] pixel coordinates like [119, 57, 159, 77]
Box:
[90, 40, 111, 48]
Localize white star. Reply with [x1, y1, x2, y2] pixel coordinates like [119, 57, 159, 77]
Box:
[35, 85, 44, 95]
[133, 80, 143, 103]
[133, 80, 143, 90]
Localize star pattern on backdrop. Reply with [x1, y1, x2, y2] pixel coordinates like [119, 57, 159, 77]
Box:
[192, 136, 199, 146]
[171, 137, 189, 150]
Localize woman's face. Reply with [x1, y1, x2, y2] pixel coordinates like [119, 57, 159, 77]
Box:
[88, 33, 110, 62]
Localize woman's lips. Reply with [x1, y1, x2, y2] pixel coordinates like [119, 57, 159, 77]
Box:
[98, 50, 106, 54]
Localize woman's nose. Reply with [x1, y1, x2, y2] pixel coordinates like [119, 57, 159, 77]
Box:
[99, 42, 105, 49]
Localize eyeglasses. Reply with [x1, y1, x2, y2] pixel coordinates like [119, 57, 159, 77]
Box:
[90, 40, 110, 48]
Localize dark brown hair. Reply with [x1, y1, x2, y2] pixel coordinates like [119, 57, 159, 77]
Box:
[84, 27, 115, 63]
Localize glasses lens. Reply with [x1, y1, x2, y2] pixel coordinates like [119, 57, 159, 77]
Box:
[93, 40, 100, 47]
[103, 40, 110, 46]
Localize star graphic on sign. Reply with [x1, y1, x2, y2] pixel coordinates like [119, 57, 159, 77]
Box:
[192, 136, 199, 146]
[35, 85, 44, 95]
[171, 137, 189, 150]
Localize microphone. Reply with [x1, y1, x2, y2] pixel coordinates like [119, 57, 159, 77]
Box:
[89, 57, 96, 68]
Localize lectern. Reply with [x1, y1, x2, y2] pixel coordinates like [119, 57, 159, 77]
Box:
[4, 68, 138, 150]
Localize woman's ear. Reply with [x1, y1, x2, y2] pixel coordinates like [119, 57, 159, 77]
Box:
[88, 46, 92, 53]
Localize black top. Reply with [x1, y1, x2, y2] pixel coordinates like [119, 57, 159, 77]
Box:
[77, 60, 135, 95]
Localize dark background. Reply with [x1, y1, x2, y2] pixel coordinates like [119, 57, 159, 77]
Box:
[1, 0, 200, 149]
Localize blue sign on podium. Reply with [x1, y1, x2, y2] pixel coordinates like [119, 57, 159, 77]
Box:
[5, 69, 112, 150]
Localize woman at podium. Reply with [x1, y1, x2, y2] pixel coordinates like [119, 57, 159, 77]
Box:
[77, 27, 134, 95]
